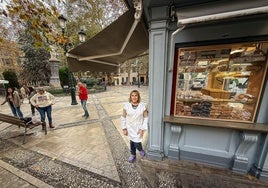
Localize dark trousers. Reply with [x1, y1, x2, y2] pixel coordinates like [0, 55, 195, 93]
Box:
[9, 102, 23, 118]
[130, 140, 143, 156]
[81, 100, 89, 116]
[31, 104, 35, 115]
[37, 105, 52, 124]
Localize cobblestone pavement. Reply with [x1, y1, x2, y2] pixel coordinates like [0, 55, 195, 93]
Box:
[0, 86, 149, 188]
[0, 86, 267, 188]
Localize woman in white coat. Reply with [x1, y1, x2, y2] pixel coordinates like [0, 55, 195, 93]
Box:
[121, 90, 148, 163]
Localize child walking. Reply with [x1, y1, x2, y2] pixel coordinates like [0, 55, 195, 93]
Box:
[121, 90, 148, 163]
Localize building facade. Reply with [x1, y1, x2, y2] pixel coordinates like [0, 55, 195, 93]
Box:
[68, 0, 268, 181]
[0, 39, 21, 77]
[131, 0, 268, 181]
[115, 63, 147, 86]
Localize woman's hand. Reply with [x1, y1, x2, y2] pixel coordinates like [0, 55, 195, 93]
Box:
[138, 129, 144, 138]
[123, 129, 128, 136]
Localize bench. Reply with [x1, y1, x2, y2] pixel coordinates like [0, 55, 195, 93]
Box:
[0, 113, 46, 144]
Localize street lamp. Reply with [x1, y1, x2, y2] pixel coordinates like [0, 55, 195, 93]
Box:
[137, 67, 140, 88]
[78, 26, 86, 43]
[134, 59, 141, 88]
[58, 15, 86, 105]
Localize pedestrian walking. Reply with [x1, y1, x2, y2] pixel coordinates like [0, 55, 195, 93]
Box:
[30, 87, 55, 130]
[78, 82, 89, 119]
[120, 90, 148, 163]
[27, 86, 37, 116]
[19, 85, 26, 103]
[1, 86, 24, 118]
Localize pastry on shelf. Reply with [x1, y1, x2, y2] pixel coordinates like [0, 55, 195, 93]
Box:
[234, 93, 255, 104]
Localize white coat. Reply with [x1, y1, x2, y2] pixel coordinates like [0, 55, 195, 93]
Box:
[122, 102, 147, 142]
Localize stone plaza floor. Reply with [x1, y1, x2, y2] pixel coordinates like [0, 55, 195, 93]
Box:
[0, 85, 267, 187]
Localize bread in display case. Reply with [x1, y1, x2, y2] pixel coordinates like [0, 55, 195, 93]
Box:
[174, 42, 268, 122]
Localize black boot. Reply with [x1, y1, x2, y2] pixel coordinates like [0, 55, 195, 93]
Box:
[42, 122, 46, 130]
[49, 122, 55, 128]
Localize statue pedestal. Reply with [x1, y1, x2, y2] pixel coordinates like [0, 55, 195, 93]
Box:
[49, 51, 61, 88]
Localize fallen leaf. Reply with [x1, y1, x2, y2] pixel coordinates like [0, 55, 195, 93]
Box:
[52, 157, 57, 161]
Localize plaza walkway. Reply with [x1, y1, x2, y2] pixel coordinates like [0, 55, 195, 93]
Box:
[0, 86, 149, 187]
[0, 85, 267, 187]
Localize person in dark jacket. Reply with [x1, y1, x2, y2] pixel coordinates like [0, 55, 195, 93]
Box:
[78, 82, 89, 119]
[28, 86, 37, 116]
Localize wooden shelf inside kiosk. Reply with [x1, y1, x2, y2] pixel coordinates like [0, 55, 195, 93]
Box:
[201, 88, 231, 99]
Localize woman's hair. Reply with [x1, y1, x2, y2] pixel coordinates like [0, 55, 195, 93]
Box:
[128, 90, 141, 103]
[28, 86, 35, 93]
[5, 87, 14, 98]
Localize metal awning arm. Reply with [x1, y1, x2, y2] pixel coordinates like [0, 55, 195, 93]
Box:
[133, 0, 142, 20]
[67, 53, 120, 67]
[69, 0, 143, 62]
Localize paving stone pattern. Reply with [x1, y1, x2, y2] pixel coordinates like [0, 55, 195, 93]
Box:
[0, 139, 120, 187]
[92, 95, 149, 187]
[0, 86, 267, 188]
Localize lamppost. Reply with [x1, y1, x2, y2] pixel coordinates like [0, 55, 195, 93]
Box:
[137, 68, 140, 88]
[58, 15, 86, 105]
[134, 59, 141, 88]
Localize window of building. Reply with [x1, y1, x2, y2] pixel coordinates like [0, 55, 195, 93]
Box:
[132, 67, 137, 73]
[173, 42, 268, 122]
[4, 58, 11, 65]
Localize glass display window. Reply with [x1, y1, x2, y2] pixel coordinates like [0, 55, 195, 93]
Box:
[174, 42, 268, 122]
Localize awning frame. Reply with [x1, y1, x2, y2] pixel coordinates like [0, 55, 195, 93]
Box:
[67, 0, 143, 64]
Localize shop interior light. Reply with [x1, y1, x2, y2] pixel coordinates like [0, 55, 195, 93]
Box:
[244, 47, 256, 53]
[197, 60, 208, 66]
[210, 58, 229, 65]
[230, 48, 246, 54]
[223, 76, 235, 79]
[230, 62, 253, 66]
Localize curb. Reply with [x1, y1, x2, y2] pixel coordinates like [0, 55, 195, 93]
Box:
[0, 160, 53, 188]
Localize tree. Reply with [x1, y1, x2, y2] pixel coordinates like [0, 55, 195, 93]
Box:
[1, 0, 128, 83]
[3, 0, 60, 48]
[19, 31, 51, 85]
[59, 66, 69, 88]
[2, 70, 19, 88]
[2, 0, 127, 49]
[0, 1, 20, 42]
[0, 38, 22, 75]
[59, 66, 77, 89]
